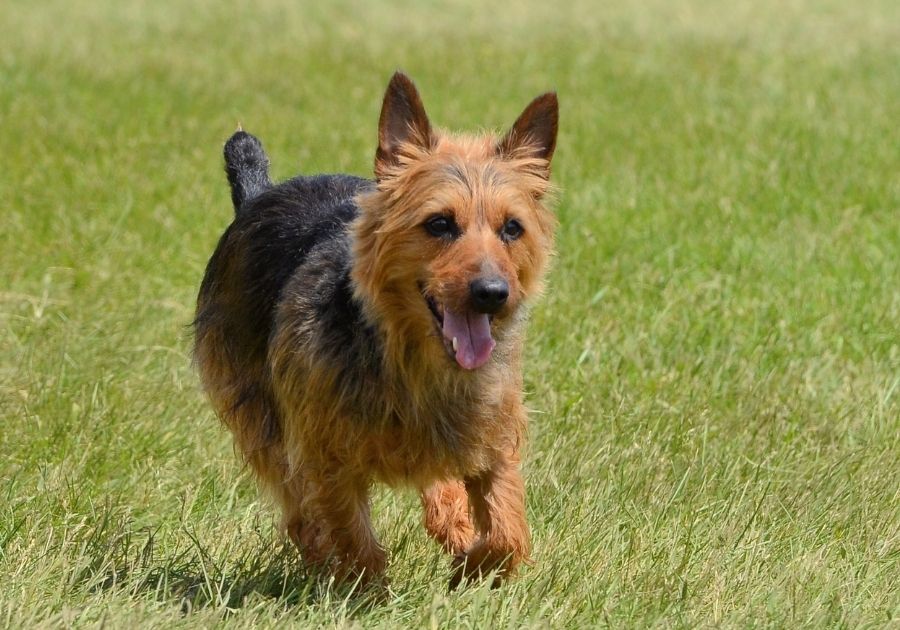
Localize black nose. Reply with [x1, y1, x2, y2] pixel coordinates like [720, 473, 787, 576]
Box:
[469, 277, 509, 314]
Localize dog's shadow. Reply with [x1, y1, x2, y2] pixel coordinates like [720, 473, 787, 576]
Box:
[83, 524, 387, 617]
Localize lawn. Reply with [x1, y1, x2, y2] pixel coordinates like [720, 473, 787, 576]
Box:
[2, 0, 898, 626]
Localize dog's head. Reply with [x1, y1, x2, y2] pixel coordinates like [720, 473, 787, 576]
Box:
[353, 72, 558, 372]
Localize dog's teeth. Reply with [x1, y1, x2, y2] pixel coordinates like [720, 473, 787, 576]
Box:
[452, 337, 458, 352]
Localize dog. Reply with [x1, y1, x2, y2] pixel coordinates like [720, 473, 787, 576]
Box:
[193, 72, 558, 587]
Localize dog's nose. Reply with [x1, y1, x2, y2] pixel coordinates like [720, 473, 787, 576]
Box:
[469, 277, 509, 314]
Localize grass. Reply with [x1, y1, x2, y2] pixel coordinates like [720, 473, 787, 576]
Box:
[2, 0, 898, 626]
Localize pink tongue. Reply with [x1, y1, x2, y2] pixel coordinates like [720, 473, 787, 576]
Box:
[442, 308, 496, 370]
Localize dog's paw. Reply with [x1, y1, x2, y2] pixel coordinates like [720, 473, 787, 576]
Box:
[448, 542, 506, 590]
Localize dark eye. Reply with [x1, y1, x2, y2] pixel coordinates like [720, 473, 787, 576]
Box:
[424, 214, 459, 239]
[500, 218, 524, 242]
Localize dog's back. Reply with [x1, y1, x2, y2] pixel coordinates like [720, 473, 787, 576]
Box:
[194, 131, 373, 459]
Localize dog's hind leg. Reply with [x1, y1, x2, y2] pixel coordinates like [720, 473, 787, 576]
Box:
[420, 480, 475, 555]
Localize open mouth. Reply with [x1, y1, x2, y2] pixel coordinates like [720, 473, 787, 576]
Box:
[423, 290, 496, 370]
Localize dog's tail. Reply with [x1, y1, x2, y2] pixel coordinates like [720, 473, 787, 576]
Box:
[224, 129, 271, 213]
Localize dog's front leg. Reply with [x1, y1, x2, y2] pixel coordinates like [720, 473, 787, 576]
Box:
[420, 479, 476, 555]
[451, 454, 531, 588]
[306, 469, 386, 585]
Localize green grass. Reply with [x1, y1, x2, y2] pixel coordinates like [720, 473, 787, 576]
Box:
[2, 0, 899, 626]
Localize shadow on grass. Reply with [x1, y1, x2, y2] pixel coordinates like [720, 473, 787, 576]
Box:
[76, 515, 386, 617]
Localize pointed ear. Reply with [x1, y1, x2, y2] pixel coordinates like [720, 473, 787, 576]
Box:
[497, 92, 559, 166]
[375, 72, 433, 177]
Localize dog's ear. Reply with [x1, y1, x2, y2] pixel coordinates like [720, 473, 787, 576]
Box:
[375, 72, 434, 177]
[497, 92, 558, 169]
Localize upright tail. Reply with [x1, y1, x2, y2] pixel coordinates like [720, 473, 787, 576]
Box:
[224, 130, 271, 213]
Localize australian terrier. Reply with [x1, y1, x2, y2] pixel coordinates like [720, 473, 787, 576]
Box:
[194, 72, 558, 587]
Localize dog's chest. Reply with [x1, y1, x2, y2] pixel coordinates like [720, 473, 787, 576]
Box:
[363, 389, 501, 483]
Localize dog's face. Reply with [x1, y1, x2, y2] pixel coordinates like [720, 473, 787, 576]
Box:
[353, 73, 558, 371]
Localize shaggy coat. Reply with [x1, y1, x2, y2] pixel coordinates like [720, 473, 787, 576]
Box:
[194, 72, 558, 585]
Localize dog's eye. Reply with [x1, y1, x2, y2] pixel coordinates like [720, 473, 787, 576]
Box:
[500, 218, 524, 242]
[424, 215, 458, 239]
